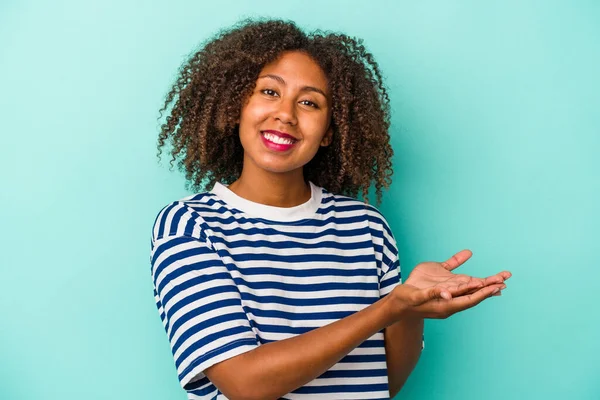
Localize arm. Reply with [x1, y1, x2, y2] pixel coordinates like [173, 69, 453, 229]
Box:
[151, 233, 419, 399]
[154, 234, 509, 400]
[205, 280, 504, 400]
[384, 317, 424, 398]
[205, 293, 397, 400]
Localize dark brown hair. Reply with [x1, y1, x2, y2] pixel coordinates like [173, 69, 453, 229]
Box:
[157, 17, 393, 205]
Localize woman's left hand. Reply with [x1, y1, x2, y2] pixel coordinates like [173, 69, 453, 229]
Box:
[403, 249, 511, 300]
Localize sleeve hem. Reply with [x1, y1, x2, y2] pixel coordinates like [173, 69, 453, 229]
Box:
[179, 338, 259, 389]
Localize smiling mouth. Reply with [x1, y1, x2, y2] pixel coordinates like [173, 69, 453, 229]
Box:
[261, 131, 298, 145]
[260, 131, 298, 152]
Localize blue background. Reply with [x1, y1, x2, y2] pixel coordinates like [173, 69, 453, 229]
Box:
[1, 1, 598, 399]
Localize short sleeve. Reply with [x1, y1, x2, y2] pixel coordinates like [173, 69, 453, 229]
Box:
[379, 256, 401, 298]
[378, 216, 402, 298]
[376, 217, 425, 351]
[150, 234, 259, 389]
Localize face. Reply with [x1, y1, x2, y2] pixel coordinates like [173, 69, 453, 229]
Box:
[237, 50, 333, 177]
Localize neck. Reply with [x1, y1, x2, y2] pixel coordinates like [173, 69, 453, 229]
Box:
[227, 166, 311, 208]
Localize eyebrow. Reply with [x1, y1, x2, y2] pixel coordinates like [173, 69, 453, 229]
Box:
[258, 74, 328, 98]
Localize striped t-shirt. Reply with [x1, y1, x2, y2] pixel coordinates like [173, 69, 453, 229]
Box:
[150, 180, 403, 399]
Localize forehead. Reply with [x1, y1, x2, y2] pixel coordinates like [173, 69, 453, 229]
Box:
[259, 51, 329, 94]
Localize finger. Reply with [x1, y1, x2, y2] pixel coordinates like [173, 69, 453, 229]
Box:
[443, 279, 485, 297]
[454, 272, 508, 289]
[440, 249, 473, 271]
[500, 271, 512, 280]
[447, 275, 486, 289]
[463, 282, 506, 296]
[482, 274, 506, 286]
[405, 286, 441, 306]
[419, 286, 452, 304]
[445, 285, 502, 313]
[482, 271, 513, 286]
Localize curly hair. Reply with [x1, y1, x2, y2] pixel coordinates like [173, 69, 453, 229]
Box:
[157, 17, 394, 205]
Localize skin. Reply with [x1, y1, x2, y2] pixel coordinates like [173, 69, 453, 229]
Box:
[205, 50, 513, 400]
[385, 250, 511, 397]
[227, 50, 333, 207]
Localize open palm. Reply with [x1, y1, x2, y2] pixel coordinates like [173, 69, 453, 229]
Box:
[404, 249, 511, 299]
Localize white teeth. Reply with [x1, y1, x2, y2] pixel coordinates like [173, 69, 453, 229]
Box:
[263, 132, 295, 145]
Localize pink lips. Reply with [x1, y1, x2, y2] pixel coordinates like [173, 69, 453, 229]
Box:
[263, 130, 297, 140]
[260, 131, 297, 152]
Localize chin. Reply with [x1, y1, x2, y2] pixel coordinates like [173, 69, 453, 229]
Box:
[261, 165, 299, 174]
[255, 160, 304, 174]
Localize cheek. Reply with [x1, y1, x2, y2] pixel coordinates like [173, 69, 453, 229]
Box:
[241, 98, 270, 123]
[304, 114, 330, 137]
[238, 102, 267, 144]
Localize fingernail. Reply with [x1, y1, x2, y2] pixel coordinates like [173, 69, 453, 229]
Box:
[492, 288, 500, 294]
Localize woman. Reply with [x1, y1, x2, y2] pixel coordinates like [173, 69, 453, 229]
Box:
[150, 18, 511, 400]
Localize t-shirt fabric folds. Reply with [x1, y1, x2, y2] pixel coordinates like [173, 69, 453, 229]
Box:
[150, 181, 419, 400]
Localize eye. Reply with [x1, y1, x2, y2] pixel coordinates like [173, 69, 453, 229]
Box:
[261, 89, 278, 97]
[300, 100, 319, 109]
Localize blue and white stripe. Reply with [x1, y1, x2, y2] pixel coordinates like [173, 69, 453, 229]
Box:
[150, 182, 402, 399]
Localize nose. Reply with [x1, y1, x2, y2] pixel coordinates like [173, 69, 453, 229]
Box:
[274, 97, 297, 125]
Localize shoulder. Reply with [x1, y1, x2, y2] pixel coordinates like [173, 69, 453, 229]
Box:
[150, 191, 225, 242]
[323, 190, 393, 236]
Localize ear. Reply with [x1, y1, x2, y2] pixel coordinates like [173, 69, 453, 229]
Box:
[320, 125, 333, 147]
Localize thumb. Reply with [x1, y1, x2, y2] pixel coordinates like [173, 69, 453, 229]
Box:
[411, 286, 451, 305]
[425, 286, 451, 302]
